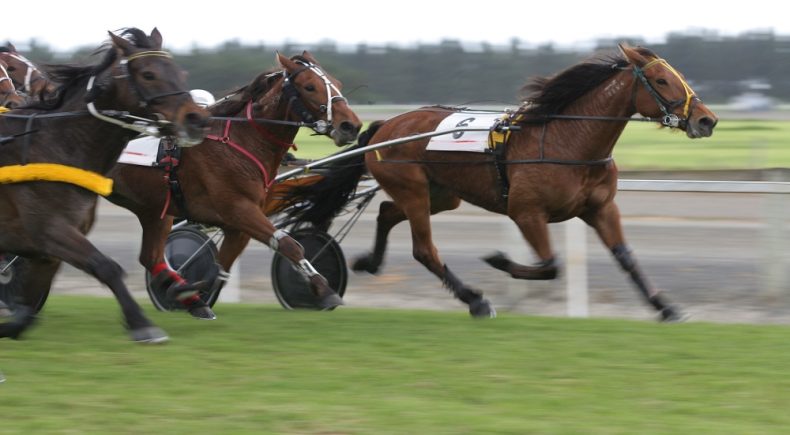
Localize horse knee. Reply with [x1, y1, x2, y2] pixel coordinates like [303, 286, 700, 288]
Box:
[87, 252, 126, 283]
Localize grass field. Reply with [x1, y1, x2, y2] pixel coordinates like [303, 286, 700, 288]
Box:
[2, 296, 789, 433]
[291, 116, 790, 171]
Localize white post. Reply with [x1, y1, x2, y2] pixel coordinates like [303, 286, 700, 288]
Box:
[218, 262, 241, 303]
[565, 218, 589, 317]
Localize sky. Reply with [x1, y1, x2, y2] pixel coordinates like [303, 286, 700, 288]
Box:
[4, 0, 787, 52]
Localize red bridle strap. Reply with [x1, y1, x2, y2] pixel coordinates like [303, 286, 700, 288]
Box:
[245, 100, 297, 151]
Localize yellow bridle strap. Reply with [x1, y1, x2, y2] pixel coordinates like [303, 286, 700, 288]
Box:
[0, 106, 9, 113]
[126, 51, 173, 62]
[642, 58, 696, 117]
[0, 163, 113, 196]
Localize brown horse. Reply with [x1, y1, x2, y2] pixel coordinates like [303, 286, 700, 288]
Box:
[0, 28, 209, 342]
[0, 59, 24, 109]
[105, 51, 362, 319]
[0, 43, 57, 100]
[283, 44, 718, 320]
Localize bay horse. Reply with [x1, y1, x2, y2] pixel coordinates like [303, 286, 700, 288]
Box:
[105, 51, 361, 319]
[0, 28, 209, 342]
[0, 43, 57, 101]
[0, 59, 24, 109]
[282, 44, 718, 320]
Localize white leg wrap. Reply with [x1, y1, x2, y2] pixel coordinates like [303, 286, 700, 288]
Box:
[298, 259, 319, 277]
[217, 269, 231, 282]
[268, 229, 290, 252]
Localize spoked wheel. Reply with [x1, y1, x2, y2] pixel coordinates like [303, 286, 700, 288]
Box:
[0, 255, 47, 315]
[145, 224, 221, 311]
[271, 228, 347, 309]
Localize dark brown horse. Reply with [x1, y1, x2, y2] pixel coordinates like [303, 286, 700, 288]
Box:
[0, 43, 57, 101]
[283, 44, 718, 320]
[0, 28, 209, 342]
[0, 59, 24, 109]
[105, 51, 362, 319]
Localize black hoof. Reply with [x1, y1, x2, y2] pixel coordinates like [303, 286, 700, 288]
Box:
[469, 298, 497, 318]
[351, 255, 380, 275]
[659, 306, 689, 323]
[482, 251, 511, 272]
[188, 305, 216, 320]
[130, 326, 169, 344]
[317, 293, 344, 311]
[0, 305, 36, 339]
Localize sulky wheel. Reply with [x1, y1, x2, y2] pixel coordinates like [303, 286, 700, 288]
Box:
[145, 224, 221, 311]
[271, 228, 347, 309]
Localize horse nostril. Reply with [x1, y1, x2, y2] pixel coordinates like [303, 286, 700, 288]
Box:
[339, 121, 359, 136]
[698, 116, 717, 130]
[186, 112, 208, 129]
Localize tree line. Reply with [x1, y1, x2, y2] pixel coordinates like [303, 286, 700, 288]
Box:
[18, 30, 790, 105]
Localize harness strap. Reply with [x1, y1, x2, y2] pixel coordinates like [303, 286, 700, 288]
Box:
[245, 100, 296, 150]
[206, 119, 274, 189]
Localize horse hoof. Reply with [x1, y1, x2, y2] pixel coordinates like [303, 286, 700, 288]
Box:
[351, 255, 379, 274]
[130, 326, 169, 344]
[482, 251, 511, 272]
[469, 298, 497, 318]
[188, 305, 216, 320]
[659, 306, 689, 323]
[318, 293, 344, 311]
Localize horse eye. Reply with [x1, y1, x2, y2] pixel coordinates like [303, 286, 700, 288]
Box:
[305, 85, 316, 92]
[6, 66, 15, 72]
[142, 71, 156, 81]
[656, 78, 668, 85]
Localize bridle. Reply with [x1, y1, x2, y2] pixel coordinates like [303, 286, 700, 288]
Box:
[280, 59, 348, 135]
[0, 52, 44, 94]
[86, 50, 190, 138]
[0, 63, 19, 106]
[630, 57, 699, 129]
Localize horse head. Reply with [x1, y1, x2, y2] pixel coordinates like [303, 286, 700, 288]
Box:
[0, 43, 57, 99]
[275, 51, 361, 145]
[620, 43, 717, 138]
[101, 28, 210, 145]
[0, 58, 24, 109]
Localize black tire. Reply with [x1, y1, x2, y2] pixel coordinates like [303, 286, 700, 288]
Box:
[145, 225, 221, 311]
[0, 255, 48, 314]
[271, 228, 347, 309]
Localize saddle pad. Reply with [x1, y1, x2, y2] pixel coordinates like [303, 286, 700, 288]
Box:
[425, 112, 506, 153]
[117, 136, 161, 166]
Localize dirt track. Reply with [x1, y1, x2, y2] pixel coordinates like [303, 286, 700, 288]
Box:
[43, 185, 790, 325]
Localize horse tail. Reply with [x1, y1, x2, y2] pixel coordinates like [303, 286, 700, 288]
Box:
[281, 121, 384, 230]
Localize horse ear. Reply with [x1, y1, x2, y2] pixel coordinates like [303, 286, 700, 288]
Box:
[618, 43, 647, 67]
[109, 31, 135, 55]
[6, 42, 16, 52]
[276, 51, 298, 71]
[301, 50, 319, 64]
[149, 28, 163, 50]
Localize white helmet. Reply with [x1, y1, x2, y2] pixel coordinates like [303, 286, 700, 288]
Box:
[189, 89, 215, 108]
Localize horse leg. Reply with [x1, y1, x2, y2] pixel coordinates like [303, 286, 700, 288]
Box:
[223, 203, 343, 310]
[0, 257, 60, 339]
[483, 212, 559, 280]
[581, 202, 686, 322]
[48, 223, 166, 342]
[211, 228, 250, 294]
[354, 192, 461, 274]
[139, 213, 215, 320]
[391, 192, 494, 318]
[352, 200, 405, 274]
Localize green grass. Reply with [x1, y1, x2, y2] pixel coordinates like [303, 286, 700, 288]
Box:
[2, 296, 789, 433]
[291, 117, 790, 171]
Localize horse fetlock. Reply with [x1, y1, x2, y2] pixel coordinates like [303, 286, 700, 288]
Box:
[352, 253, 381, 274]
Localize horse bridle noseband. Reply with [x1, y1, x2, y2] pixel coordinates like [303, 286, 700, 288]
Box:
[631, 58, 699, 129]
[280, 60, 348, 135]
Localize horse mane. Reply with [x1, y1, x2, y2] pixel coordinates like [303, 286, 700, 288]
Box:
[518, 48, 657, 117]
[210, 54, 311, 116]
[26, 28, 154, 110]
[0, 47, 11, 53]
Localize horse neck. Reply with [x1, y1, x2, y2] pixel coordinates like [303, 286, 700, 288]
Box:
[36, 81, 139, 174]
[531, 70, 637, 161]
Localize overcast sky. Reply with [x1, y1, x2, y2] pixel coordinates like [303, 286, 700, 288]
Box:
[4, 1, 787, 52]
